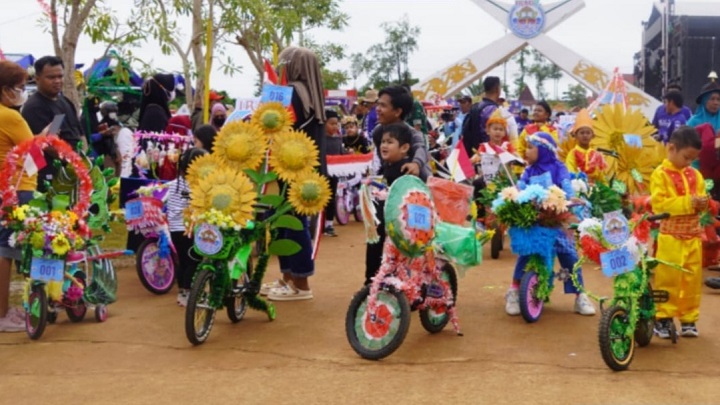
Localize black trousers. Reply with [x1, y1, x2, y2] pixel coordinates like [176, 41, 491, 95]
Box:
[325, 176, 338, 222]
[364, 201, 386, 285]
[171, 231, 199, 290]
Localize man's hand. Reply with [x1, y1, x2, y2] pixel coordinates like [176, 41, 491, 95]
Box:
[401, 161, 420, 176]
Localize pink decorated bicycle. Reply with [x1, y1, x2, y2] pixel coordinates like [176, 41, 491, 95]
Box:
[345, 176, 485, 360]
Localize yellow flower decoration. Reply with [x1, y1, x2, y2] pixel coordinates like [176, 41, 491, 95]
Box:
[614, 143, 665, 195]
[190, 168, 257, 227]
[51, 234, 71, 256]
[557, 136, 576, 163]
[186, 154, 227, 186]
[251, 102, 292, 135]
[30, 232, 45, 250]
[591, 104, 661, 178]
[287, 172, 331, 215]
[214, 121, 269, 171]
[269, 129, 319, 181]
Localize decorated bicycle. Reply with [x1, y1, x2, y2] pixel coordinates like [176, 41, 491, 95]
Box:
[491, 172, 579, 323]
[125, 183, 177, 294]
[183, 103, 331, 345]
[326, 153, 373, 225]
[571, 212, 689, 371]
[0, 136, 126, 339]
[345, 176, 491, 360]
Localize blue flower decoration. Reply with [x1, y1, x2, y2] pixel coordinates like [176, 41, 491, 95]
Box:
[517, 184, 548, 204]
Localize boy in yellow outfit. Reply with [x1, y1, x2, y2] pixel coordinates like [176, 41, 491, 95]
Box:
[650, 126, 707, 338]
[565, 108, 607, 183]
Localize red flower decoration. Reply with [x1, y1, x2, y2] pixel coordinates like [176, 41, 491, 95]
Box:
[579, 235, 607, 265]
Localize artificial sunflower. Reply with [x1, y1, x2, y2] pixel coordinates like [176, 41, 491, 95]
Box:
[190, 167, 256, 227]
[186, 154, 227, 186]
[214, 121, 269, 171]
[614, 142, 664, 195]
[251, 102, 292, 135]
[287, 172, 331, 215]
[591, 104, 659, 176]
[269, 129, 319, 181]
[556, 136, 576, 163]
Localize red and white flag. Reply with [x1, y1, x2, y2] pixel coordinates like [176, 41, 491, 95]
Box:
[446, 142, 475, 183]
[23, 143, 46, 176]
[264, 59, 278, 84]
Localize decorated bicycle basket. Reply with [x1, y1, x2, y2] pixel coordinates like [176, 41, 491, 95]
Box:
[385, 176, 436, 259]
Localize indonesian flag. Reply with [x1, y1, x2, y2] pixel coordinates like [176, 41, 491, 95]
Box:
[446, 142, 475, 183]
[264, 59, 278, 84]
[23, 143, 46, 176]
[326, 153, 373, 177]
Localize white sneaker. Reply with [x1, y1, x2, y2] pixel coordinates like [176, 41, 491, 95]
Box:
[177, 289, 189, 307]
[574, 293, 596, 316]
[505, 288, 520, 316]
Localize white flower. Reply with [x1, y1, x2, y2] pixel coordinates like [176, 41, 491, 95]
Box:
[577, 218, 602, 239]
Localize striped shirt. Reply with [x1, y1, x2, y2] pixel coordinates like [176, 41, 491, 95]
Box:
[165, 177, 190, 232]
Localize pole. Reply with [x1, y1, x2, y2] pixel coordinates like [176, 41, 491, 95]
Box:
[202, 1, 213, 125]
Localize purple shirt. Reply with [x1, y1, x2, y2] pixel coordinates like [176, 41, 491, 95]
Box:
[652, 108, 688, 144]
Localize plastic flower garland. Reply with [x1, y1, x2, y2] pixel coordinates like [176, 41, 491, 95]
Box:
[214, 121, 269, 171]
[5, 206, 87, 257]
[575, 214, 650, 266]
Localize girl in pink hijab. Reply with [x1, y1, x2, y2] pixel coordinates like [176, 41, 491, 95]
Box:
[210, 103, 227, 131]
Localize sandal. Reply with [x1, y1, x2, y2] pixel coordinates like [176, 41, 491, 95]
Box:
[260, 279, 286, 296]
[267, 281, 313, 301]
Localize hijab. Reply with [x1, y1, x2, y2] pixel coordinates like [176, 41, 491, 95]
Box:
[278, 46, 326, 123]
[688, 91, 720, 132]
[139, 73, 175, 125]
[210, 103, 227, 131]
[522, 131, 569, 188]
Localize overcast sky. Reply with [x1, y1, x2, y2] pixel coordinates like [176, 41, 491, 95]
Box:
[1, 0, 718, 99]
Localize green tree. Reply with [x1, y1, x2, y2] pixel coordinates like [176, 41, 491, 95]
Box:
[562, 83, 589, 108]
[360, 15, 421, 89]
[512, 48, 530, 98]
[304, 38, 349, 89]
[527, 49, 553, 100]
[227, 0, 348, 89]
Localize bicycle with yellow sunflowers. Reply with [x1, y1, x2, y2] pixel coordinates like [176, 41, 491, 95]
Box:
[183, 102, 331, 345]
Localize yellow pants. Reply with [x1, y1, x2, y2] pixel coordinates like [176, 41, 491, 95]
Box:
[654, 234, 702, 323]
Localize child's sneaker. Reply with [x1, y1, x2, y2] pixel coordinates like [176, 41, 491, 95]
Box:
[505, 288, 520, 316]
[0, 313, 25, 332]
[177, 289, 189, 307]
[323, 226, 337, 237]
[681, 323, 699, 337]
[654, 318, 674, 339]
[574, 293, 596, 316]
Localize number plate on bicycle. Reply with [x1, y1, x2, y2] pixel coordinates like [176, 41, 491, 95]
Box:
[407, 204, 431, 231]
[194, 223, 223, 256]
[30, 258, 64, 282]
[125, 200, 144, 221]
[600, 248, 634, 277]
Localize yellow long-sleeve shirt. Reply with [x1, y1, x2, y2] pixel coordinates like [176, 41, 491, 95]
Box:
[0, 104, 36, 191]
[650, 159, 706, 218]
[515, 123, 558, 161]
[565, 145, 607, 183]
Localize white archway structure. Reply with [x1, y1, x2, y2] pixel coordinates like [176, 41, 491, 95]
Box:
[412, 0, 661, 119]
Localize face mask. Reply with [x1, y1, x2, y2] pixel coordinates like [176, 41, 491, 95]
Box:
[213, 117, 226, 127]
[109, 112, 118, 120]
[12, 88, 27, 107]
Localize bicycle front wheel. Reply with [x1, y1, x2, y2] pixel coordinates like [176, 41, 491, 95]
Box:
[599, 305, 635, 371]
[185, 268, 218, 345]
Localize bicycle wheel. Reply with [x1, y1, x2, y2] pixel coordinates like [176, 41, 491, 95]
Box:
[136, 237, 175, 295]
[336, 192, 350, 225]
[185, 269, 218, 345]
[519, 270, 543, 323]
[345, 285, 411, 360]
[26, 285, 48, 340]
[599, 305, 635, 371]
[419, 264, 458, 333]
[66, 276, 87, 323]
[226, 264, 252, 323]
[490, 228, 502, 260]
[95, 304, 108, 322]
[635, 318, 654, 347]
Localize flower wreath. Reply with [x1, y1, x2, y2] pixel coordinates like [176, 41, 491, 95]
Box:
[0, 135, 93, 224]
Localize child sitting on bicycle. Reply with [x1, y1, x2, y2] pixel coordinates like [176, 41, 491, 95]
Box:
[505, 132, 596, 316]
[324, 109, 346, 237]
[565, 108, 607, 184]
[167, 147, 207, 306]
[342, 115, 370, 154]
[650, 126, 706, 338]
[365, 122, 428, 285]
[472, 109, 516, 162]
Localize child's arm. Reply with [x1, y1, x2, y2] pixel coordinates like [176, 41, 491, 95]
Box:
[650, 169, 695, 215]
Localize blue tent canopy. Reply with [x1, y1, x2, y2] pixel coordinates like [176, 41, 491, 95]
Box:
[4, 53, 35, 69]
[85, 53, 143, 87]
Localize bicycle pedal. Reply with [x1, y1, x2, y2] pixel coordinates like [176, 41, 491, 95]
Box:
[652, 290, 670, 303]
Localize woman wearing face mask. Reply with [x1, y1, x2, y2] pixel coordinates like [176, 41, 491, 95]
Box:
[210, 103, 227, 131]
[0, 61, 37, 332]
[138, 72, 176, 133]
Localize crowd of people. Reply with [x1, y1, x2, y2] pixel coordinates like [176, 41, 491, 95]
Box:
[2, 46, 720, 343]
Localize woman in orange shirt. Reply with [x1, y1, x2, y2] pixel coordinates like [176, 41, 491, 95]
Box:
[0, 61, 38, 332]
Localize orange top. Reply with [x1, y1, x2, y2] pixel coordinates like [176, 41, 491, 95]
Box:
[0, 104, 36, 191]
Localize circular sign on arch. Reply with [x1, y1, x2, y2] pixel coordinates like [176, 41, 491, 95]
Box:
[508, 0, 546, 39]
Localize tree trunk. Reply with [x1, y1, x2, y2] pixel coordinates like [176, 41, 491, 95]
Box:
[190, 0, 207, 122]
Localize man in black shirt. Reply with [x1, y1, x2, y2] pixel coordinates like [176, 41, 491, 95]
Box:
[22, 56, 86, 149]
[461, 76, 501, 158]
[21, 56, 87, 190]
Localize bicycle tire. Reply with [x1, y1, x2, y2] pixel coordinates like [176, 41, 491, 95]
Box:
[185, 268, 218, 345]
[599, 305, 635, 371]
[419, 264, 458, 333]
[136, 237, 175, 295]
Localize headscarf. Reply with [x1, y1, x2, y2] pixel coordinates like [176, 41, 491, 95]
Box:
[139, 73, 175, 125]
[522, 131, 569, 188]
[210, 103, 227, 131]
[278, 46, 326, 123]
[688, 92, 720, 132]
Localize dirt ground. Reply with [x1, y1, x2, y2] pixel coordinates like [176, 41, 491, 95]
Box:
[2, 221, 720, 404]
